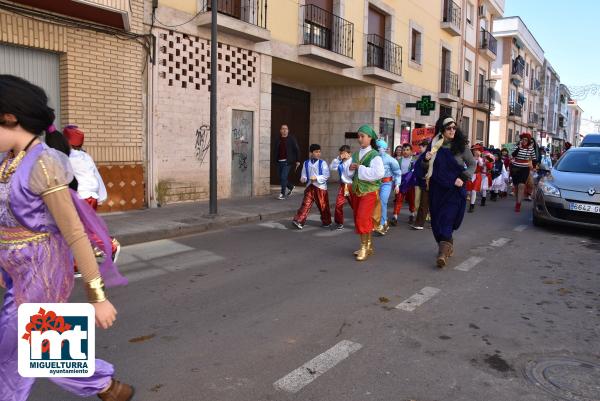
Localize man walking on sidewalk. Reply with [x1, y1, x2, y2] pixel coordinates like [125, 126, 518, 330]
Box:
[273, 124, 300, 200]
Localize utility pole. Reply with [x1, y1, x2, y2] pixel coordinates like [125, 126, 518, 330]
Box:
[209, 0, 218, 215]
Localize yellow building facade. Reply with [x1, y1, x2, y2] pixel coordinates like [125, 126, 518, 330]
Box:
[147, 0, 474, 204]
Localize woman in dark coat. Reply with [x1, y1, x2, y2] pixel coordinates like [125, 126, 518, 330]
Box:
[422, 117, 476, 268]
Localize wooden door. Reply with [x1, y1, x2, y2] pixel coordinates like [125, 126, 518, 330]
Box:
[368, 6, 385, 37]
[270, 84, 311, 186]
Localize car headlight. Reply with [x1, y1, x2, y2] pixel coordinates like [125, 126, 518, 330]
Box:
[540, 181, 561, 198]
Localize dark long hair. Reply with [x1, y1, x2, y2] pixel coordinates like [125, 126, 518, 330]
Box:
[0, 75, 54, 136]
[434, 116, 467, 155]
[44, 128, 79, 191]
[45, 129, 71, 156]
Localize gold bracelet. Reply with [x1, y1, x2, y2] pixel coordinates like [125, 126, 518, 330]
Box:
[85, 276, 107, 303]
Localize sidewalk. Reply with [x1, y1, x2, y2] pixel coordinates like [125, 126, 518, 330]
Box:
[104, 187, 340, 245]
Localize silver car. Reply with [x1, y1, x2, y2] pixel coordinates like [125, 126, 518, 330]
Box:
[533, 147, 600, 229]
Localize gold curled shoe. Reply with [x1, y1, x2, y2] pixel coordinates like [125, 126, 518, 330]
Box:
[374, 224, 386, 236]
[93, 247, 105, 258]
[355, 234, 369, 261]
[382, 222, 390, 234]
[366, 232, 374, 256]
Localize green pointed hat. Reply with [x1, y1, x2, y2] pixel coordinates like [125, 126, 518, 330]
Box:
[357, 124, 378, 140]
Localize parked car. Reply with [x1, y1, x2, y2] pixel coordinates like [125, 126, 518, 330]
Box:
[533, 147, 600, 229]
[580, 133, 600, 147]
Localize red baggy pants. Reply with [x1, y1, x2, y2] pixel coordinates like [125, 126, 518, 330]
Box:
[393, 187, 416, 215]
[293, 186, 332, 225]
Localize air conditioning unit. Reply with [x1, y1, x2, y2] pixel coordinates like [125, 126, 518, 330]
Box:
[478, 4, 488, 17]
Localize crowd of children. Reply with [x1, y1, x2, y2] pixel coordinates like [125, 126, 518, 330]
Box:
[289, 122, 544, 265]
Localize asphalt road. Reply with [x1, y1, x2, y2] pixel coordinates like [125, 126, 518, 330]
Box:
[20, 197, 600, 400]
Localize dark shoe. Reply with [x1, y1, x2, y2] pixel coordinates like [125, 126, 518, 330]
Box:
[278, 194, 286, 200]
[436, 241, 452, 268]
[98, 379, 134, 401]
[292, 220, 304, 229]
[389, 216, 398, 226]
[286, 186, 295, 197]
[321, 223, 331, 228]
[480, 197, 486, 207]
[336, 224, 344, 230]
[408, 215, 415, 224]
[468, 204, 475, 213]
[491, 192, 498, 201]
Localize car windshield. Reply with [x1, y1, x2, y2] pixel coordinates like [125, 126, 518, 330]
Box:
[555, 151, 600, 174]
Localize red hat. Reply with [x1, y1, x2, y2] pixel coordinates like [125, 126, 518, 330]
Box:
[63, 125, 84, 147]
[519, 132, 532, 140]
[471, 143, 484, 152]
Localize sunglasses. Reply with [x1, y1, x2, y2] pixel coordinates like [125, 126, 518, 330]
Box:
[445, 125, 457, 131]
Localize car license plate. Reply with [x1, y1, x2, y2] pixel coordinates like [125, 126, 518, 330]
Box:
[569, 202, 600, 214]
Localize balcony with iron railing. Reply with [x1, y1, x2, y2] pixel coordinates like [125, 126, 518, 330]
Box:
[298, 4, 355, 68]
[476, 85, 495, 111]
[511, 58, 525, 82]
[479, 28, 497, 59]
[440, 69, 459, 102]
[441, 0, 462, 36]
[8, 0, 130, 29]
[197, 0, 270, 42]
[509, 102, 523, 118]
[363, 34, 402, 82]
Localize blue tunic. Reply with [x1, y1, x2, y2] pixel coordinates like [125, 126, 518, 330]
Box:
[428, 147, 467, 243]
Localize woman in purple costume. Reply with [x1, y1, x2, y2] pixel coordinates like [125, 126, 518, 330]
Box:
[0, 75, 133, 401]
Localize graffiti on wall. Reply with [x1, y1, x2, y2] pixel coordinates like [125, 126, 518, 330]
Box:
[232, 116, 251, 171]
[195, 124, 210, 165]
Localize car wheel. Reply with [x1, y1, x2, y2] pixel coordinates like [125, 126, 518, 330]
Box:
[532, 212, 545, 227]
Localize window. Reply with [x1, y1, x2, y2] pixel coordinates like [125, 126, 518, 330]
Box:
[462, 116, 470, 137]
[379, 117, 395, 147]
[509, 89, 516, 104]
[526, 62, 529, 76]
[464, 59, 472, 83]
[476, 120, 485, 141]
[440, 105, 453, 118]
[467, 2, 474, 25]
[508, 128, 513, 143]
[410, 29, 422, 64]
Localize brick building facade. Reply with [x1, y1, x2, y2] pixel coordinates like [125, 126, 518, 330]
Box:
[0, 0, 147, 211]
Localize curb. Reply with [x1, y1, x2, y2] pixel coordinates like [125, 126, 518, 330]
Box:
[114, 208, 308, 246]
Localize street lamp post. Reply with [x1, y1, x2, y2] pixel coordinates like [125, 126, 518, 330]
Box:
[209, 0, 218, 215]
[485, 78, 497, 147]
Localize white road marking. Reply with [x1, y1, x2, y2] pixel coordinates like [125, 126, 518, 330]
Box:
[314, 229, 350, 237]
[490, 237, 511, 247]
[454, 256, 484, 272]
[514, 225, 528, 232]
[291, 226, 318, 233]
[273, 340, 363, 393]
[119, 239, 195, 265]
[395, 287, 440, 312]
[123, 250, 224, 282]
[258, 221, 288, 230]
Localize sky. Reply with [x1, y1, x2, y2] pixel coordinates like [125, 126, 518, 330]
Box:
[503, 0, 600, 132]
